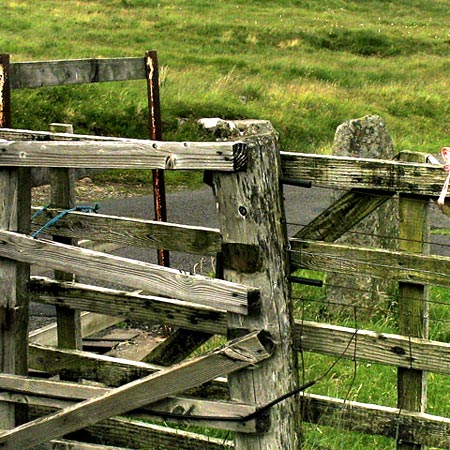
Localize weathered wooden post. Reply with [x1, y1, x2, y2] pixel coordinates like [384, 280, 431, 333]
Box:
[0, 53, 31, 427]
[212, 120, 300, 449]
[49, 123, 83, 352]
[397, 151, 429, 450]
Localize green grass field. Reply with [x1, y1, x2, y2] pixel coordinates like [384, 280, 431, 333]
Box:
[3, 1, 450, 448]
[2, 0, 449, 156]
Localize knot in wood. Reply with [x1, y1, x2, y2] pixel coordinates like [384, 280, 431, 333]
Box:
[165, 154, 176, 169]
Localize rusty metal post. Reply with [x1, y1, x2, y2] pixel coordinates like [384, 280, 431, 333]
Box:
[0, 54, 12, 128]
[145, 50, 169, 267]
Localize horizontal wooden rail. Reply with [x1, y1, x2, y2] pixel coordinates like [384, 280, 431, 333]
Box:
[0, 140, 248, 171]
[281, 152, 444, 196]
[30, 277, 227, 336]
[0, 374, 265, 433]
[294, 321, 450, 375]
[29, 344, 160, 387]
[29, 344, 229, 398]
[0, 230, 255, 315]
[0, 127, 152, 141]
[50, 440, 128, 450]
[0, 331, 272, 449]
[30, 408, 231, 450]
[302, 393, 450, 448]
[10, 57, 146, 89]
[290, 238, 450, 288]
[31, 208, 221, 256]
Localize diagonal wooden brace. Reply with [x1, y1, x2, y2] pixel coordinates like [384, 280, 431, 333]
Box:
[0, 330, 273, 450]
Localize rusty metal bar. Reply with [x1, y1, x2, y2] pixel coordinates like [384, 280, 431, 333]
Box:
[145, 50, 170, 267]
[0, 54, 12, 128]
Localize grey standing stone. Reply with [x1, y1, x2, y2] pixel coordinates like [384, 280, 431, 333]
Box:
[327, 115, 398, 316]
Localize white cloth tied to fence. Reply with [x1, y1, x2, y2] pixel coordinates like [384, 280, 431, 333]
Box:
[437, 147, 450, 210]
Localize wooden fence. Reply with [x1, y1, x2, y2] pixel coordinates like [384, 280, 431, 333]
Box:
[0, 55, 450, 450]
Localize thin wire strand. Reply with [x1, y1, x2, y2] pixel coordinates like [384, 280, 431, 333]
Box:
[292, 279, 450, 309]
[291, 296, 450, 327]
[289, 248, 450, 285]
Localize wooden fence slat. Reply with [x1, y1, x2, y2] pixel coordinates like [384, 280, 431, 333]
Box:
[281, 152, 444, 196]
[0, 331, 273, 449]
[0, 127, 150, 141]
[0, 140, 248, 171]
[30, 408, 232, 450]
[31, 208, 221, 256]
[0, 230, 255, 315]
[28, 344, 229, 399]
[294, 320, 450, 375]
[10, 58, 146, 89]
[29, 277, 227, 336]
[0, 374, 264, 433]
[50, 439, 129, 450]
[301, 393, 450, 449]
[28, 344, 159, 387]
[294, 189, 393, 242]
[290, 238, 450, 288]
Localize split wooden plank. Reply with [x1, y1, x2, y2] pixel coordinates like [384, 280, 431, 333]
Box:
[29, 277, 227, 336]
[294, 188, 394, 242]
[290, 238, 450, 289]
[0, 331, 273, 449]
[301, 393, 450, 449]
[0, 140, 248, 171]
[31, 208, 221, 256]
[281, 151, 445, 196]
[294, 320, 450, 375]
[0, 230, 255, 315]
[10, 57, 146, 89]
[0, 374, 265, 433]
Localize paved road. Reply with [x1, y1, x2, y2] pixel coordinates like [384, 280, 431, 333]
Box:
[31, 185, 450, 326]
